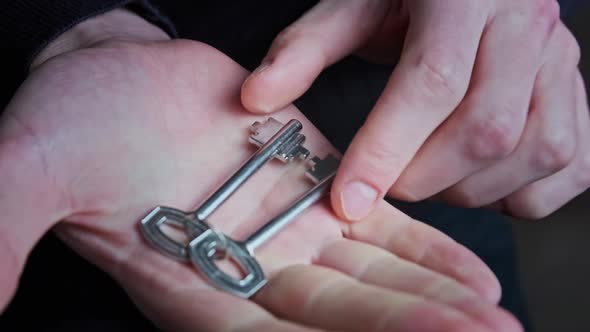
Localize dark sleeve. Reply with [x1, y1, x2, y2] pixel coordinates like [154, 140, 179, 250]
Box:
[0, 0, 177, 108]
[559, 0, 585, 17]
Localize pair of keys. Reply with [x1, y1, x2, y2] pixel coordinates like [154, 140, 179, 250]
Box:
[140, 118, 339, 298]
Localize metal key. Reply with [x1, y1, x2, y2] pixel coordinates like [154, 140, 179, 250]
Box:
[140, 118, 310, 261]
[187, 154, 340, 298]
[249, 117, 310, 163]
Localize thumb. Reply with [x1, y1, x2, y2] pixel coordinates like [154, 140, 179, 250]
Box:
[0, 117, 66, 312]
[241, 0, 392, 113]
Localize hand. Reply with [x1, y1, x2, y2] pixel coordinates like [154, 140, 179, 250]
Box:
[0, 9, 522, 332]
[241, 0, 590, 220]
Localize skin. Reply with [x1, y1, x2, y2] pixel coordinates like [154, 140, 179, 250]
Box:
[241, 0, 590, 221]
[0, 10, 523, 331]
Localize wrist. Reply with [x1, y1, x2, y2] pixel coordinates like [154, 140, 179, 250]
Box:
[30, 8, 170, 71]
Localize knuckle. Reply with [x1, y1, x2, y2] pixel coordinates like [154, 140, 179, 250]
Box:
[464, 113, 521, 162]
[272, 25, 303, 50]
[535, 0, 561, 25]
[356, 124, 405, 172]
[505, 195, 552, 220]
[504, 0, 560, 44]
[361, 140, 403, 177]
[560, 31, 582, 67]
[413, 52, 469, 106]
[532, 131, 576, 173]
[528, 0, 560, 36]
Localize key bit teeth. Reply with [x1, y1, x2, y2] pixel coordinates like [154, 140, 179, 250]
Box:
[249, 121, 261, 134]
[249, 117, 310, 163]
[294, 146, 311, 160]
[248, 117, 284, 147]
[306, 154, 340, 183]
[279, 133, 310, 162]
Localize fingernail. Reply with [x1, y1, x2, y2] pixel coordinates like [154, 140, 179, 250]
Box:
[251, 60, 272, 77]
[243, 60, 274, 113]
[340, 181, 379, 221]
[243, 61, 272, 86]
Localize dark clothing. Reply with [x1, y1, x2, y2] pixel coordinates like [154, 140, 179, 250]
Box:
[0, 0, 583, 95]
[0, 0, 177, 107]
[0, 0, 583, 98]
[0, 0, 583, 331]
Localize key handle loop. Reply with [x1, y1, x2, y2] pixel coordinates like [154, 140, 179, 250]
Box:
[140, 206, 209, 261]
[188, 230, 267, 298]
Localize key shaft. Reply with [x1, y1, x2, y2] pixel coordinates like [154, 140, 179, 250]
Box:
[243, 154, 339, 254]
[243, 173, 334, 254]
[194, 119, 303, 221]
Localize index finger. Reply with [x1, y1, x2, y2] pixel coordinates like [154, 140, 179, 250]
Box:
[331, 0, 488, 221]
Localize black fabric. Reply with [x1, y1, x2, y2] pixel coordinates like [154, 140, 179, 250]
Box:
[0, 0, 584, 114]
[560, 0, 584, 15]
[0, 0, 584, 331]
[0, 0, 176, 110]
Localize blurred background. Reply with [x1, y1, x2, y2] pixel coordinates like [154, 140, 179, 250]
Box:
[511, 5, 590, 332]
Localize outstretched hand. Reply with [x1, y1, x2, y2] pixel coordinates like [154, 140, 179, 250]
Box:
[0, 33, 520, 331]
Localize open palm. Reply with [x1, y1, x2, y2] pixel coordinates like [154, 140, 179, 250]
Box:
[0, 39, 520, 331]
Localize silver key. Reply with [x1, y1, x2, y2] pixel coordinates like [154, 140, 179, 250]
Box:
[188, 154, 340, 298]
[249, 118, 310, 162]
[141, 118, 309, 261]
[140, 206, 211, 261]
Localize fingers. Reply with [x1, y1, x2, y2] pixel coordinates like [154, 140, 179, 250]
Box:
[331, 0, 487, 221]
[500, 72, 590, 219]
[241, 0, 391, 113]
[0, 112, 68, 311]
[237, 318, 321, 332]
[316, 239, 522, 332]
[343, 201, 502, 303]
[256, 264, 508, 332]
[392, 1, 561, 201]
[55, 223, 317, 332]
[440, 22, 580, 207]
[130, 282, 318, 332]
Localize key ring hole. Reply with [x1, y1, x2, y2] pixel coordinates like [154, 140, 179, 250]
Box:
[205, 231, 230, 259]
[207, 242, 249, 281]
[160, 222, 190, 245]
[189, 230, 266, 298]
